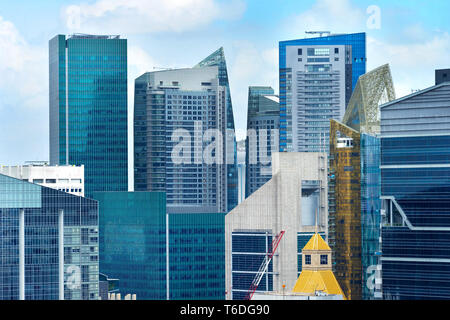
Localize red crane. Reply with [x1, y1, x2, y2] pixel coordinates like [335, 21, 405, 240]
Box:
[244, 230, 285, 300]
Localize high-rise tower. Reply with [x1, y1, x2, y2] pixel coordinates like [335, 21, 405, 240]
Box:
[279, 32, 366, 153]
[49, 34, 128, 198]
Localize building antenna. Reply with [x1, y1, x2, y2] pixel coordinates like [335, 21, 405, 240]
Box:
[315, 208, 318, 235]
[305, 31, 331, 37]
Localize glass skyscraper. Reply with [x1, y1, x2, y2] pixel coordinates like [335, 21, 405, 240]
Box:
[194, 48, 238, 211]
[380, 82, 450, 299]
[245, 86, 279, 198]
[134, 66, 229, 214]
[49, 34, 128, 198]
[0, 173, 99, 300]
[279, 32, 366, 152]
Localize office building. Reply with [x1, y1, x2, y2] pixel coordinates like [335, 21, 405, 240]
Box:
[194, 48, 238, 211]
[95, 191, 225, 300]
[0, 173, 99, 300]
[279, 32, 366, 152]
[380, 81, 450, 299]
[245, 86, 280, 198]
[0, 162, 84, 196]
[225, 152, 328, 300]
[134, 66, 228, 214]
[49, 34, 128, 198]
[328, 64, 394, 300]
[95, 191, 166, 300]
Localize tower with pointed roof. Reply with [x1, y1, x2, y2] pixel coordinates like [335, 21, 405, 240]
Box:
[194, 47, 238, 211]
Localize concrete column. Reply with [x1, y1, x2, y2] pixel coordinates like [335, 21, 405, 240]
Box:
[19, 209, 25, 300]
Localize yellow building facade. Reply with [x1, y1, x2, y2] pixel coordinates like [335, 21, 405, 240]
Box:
[328, 120, 362, 300]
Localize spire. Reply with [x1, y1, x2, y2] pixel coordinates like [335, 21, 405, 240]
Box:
[314, 208, 318, 235]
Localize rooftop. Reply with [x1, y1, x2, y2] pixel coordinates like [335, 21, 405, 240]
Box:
[69, 33, 120, 39]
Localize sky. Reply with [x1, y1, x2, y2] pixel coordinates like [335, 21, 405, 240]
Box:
[0, 0, 450, 166]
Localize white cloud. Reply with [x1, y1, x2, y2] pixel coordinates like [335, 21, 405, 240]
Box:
[367, 32, 450, 97]
[288, 0, 366, 36]
[63, 0, 246, 34]
[0, 16, 48, 164]
[0, 16, 47, 109]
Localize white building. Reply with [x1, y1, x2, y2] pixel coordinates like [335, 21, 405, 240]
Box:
[0, 162, 85, 196]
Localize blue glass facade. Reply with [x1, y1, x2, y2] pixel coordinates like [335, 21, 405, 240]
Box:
[0, 174, 99, 300]
[231, 231, 274, 300]
[381, 135, 450, 299]
[95, 191, 225, 300]
[360, 134, 382, 299]
[278, 33, 366, 152]
[168, 212, 225, 300]
[95, 191, 166, 300]
[49, 34, 128, 198]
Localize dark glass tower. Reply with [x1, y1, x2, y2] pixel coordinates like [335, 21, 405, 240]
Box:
[49, 34, 128, 198]
[245, 86, 280, 198]
[380, 82, 450, 300]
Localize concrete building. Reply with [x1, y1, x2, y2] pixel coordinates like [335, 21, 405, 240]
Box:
[0, 162, 85, 197]
[225, 152, 328, 300]
[278, 32, 366, 153]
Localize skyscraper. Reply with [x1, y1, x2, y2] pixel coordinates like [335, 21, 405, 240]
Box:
[328, 64, 395, 300]
[133, 62, 231, 299]
[279, 32, 366, 153]
[194, 48, 238, 211]
[245, 86, 280, 198]
[380, 81, 450, 299]
[49, 34, 128, 198]
[134, 66, 228, 214]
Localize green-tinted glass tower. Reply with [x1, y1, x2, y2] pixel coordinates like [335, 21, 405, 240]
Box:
[49, 34, 128, 198]
[95, 191, 225, 300]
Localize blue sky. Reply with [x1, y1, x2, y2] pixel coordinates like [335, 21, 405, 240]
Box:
[0, 0, 449, 166]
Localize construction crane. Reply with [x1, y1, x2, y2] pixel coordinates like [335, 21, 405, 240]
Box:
[244, 230, 285, 300]
[305, 31, 331, 37]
